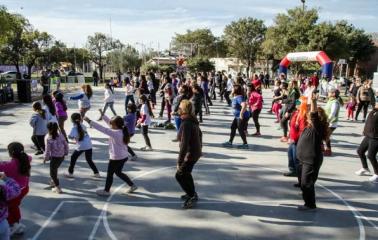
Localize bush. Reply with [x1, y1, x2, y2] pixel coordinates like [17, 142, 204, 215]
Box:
[186, 57, 215, 73]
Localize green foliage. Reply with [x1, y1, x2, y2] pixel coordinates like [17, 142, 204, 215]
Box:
[86, 33, 123, 79]
[172, 28, 217, 57]
[224, 17, 266, 75]
[107, 45, 142, 72]
[263, 8, 375, 66]
[186, 57, 214, 73]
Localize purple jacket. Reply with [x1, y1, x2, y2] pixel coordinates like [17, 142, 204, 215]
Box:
[124, 113, 136, 136]
[0, 178, 21, 222]
[54, 101, 68, 118]
[44, 134, 69, 161]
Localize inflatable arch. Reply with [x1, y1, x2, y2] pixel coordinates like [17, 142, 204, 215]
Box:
[279, 51, 333, 79]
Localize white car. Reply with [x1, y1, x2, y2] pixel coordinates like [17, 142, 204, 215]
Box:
[0, 71, 18, 81]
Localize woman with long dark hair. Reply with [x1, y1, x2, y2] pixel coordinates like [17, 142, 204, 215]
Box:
[138, 95, 154, 151]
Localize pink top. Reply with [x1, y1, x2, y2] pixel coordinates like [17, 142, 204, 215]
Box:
[45, 134, 69, 161]
[90, 115, 129, 160]
[0, 155, 32, 188]
[249, 91, 263, 111]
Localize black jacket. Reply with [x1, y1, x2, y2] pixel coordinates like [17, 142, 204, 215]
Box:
[296, 112, 323, 164]
[178, 116, 202, 165]
[363, 108, 378, 139]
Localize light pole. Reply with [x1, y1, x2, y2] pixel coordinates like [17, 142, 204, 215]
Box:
[301, 0, 306, 11]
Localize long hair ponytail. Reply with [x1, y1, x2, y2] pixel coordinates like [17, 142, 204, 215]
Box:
[8, 142, 31, 177]
[140, 95, 154, 118]
[111, 116, 130, 145]
[71, 113, 85, 141]
[43, 94, 56, 116]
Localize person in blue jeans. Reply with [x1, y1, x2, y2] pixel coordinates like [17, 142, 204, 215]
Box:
[223, 84, 249, 149]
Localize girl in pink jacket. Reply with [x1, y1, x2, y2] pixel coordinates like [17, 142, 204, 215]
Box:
[0, 142, 31, 236]
[248, 84, 263, 136]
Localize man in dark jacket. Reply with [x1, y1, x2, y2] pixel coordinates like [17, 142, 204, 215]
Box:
[175, 99, 202, 209]
[356, 100, 378, 182]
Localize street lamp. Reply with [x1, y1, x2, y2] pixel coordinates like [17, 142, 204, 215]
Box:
[301, 0, 306, 11]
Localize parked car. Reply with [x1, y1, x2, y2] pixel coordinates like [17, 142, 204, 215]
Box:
[0, 71, 18, 81]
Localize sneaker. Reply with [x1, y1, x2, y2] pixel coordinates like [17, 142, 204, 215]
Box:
[222, 141, 233, 147]
[126, 185, 138, 194]
[180, 194, 190, 201]
[64, 173, 75, 179]
[96, 189, 110, 196]
[369, 174, 378, 183]
[252, 132, 261, 137]
[34, 151, 43, 156]
[238, 144, 249, 149]
[182, 196, 198, 209]
[297, 205, 316, 211]
[293, 183, 300, 188]
[355, 168, 371, 176]
[140, 146, 153, 151]
[130, 155, 138, 161]
[280, 137, 288, 142]
[283, 171, 297, 177]
[92, 173, 102, 179]
[52, 187, 63, 194]
[10, 222, 25, 236]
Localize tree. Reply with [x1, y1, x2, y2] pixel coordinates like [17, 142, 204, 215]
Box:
[38, 40, 67, 69]
[262, 7, 319, 60]
[107, 45, 141, 72]
[23, 30, 52, 76]
[172, 28, 217, 57]
[0, 13, 30, 77]
[0, 6, 13, 45]
[224, 17, 266, 77]
[186, 56, 215, 73]
[86, 33, 122, 79]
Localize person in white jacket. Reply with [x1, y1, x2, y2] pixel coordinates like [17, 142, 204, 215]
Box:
[99, 83, 117, 119]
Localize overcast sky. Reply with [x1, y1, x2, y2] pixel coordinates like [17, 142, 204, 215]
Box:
[2, 0, 378, 50]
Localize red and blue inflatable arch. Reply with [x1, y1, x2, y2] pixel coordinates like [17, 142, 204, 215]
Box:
[279, 51, 333, 79]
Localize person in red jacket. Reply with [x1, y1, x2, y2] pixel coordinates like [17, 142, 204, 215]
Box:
[251, 74, 262, 92]
[248, 84, 263, 136]
[284, 96, 308, 177]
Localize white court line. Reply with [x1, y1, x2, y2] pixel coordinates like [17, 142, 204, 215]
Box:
[30, 201, 65, 240]
[94, 163, 372, 240]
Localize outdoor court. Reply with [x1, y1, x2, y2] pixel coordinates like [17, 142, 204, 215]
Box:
[0, 88, 377, 240]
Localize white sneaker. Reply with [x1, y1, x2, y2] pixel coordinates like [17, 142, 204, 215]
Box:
[355, 168, 371, 176]
[126, 185, 138, 194]
[96, 189, 110, 196]
[10, 222, 25, 236]
[369, 174, 378, 183]
[140, 146, 153, 151]
[91, 173, 101, 179]
[64, 173, 75, 179]
[52, 187, 63, 194]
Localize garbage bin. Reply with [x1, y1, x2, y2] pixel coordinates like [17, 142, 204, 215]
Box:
[17, 79, 32, 103]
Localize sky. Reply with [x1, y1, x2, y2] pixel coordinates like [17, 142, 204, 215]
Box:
[2, 0, 378, 51]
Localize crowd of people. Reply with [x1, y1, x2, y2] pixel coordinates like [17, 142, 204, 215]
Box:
[0, 69, 377, 239]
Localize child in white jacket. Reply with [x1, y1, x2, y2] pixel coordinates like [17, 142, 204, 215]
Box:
[99, 83, 117, 120]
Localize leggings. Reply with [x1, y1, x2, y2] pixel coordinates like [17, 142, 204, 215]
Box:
[50, 157, 65, 187]
[252, 109, 261, 133]
[357, 136, 378, 175]
[68, 149, 99, 174]
[229, 117, 248, 144]
[105, 158, 134, 192]
[298, 158, 323, 208]
[7, 186, 28, 225]
[355, 101, 369, 120]
[142, 125, 152, 148]
[31, 135, 45, 152]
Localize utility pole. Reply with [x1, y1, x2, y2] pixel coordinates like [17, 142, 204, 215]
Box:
[301, 0, 306, 11]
